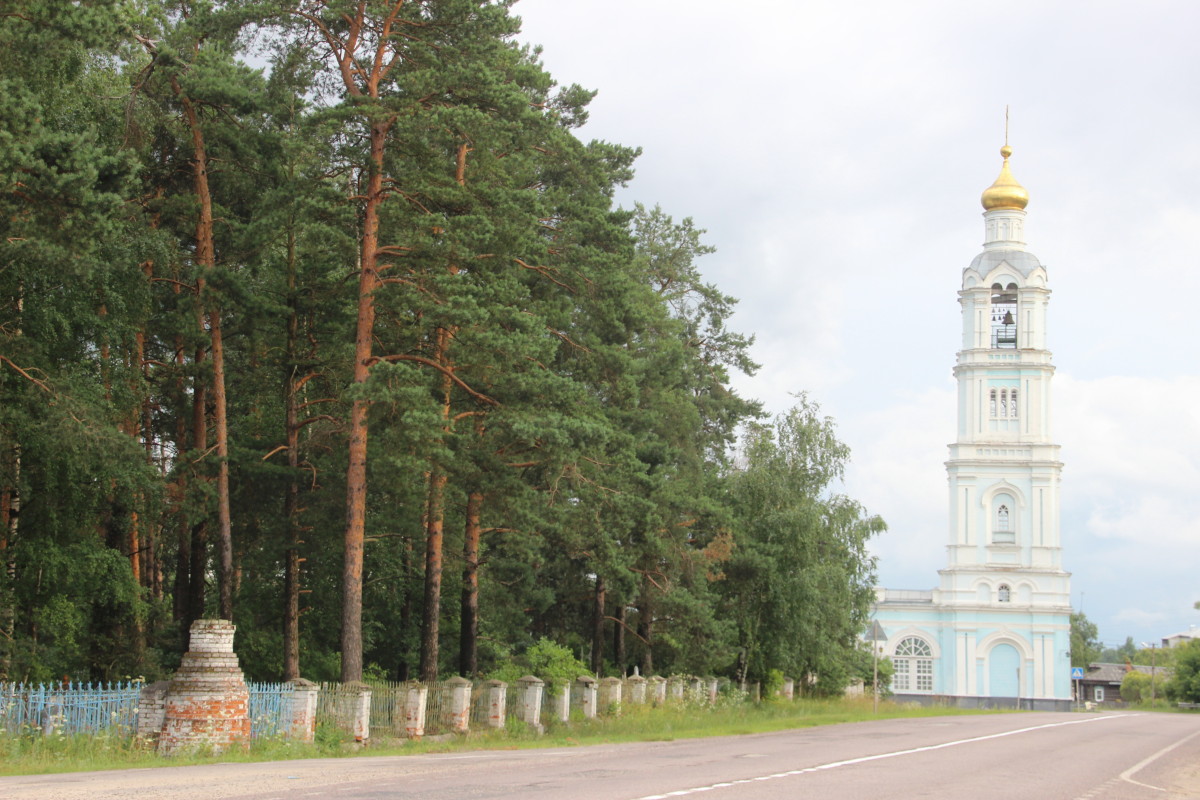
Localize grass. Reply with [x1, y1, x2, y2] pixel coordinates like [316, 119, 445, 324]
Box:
[0, 697, 993, 776]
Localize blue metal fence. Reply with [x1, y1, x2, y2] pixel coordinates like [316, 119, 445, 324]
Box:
[0, 681, 141, 736]
[247, 682, 289, 740]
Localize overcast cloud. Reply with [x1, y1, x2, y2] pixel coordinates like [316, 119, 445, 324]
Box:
[513, 0, 1200, 648]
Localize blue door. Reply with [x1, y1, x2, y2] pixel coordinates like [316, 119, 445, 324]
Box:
[989, 643, 1020, 697]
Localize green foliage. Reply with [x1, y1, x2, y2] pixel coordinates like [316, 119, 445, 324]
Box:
[0, 0, 882, 692]
[1070, 612, 1102, 668]
[719, 397, 883, 691]
[487, 638, 591, 691]
[1120, 670, 1154, 704]
[1166, 639, 1200, 703]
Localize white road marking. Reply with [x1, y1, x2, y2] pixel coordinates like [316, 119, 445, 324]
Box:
[632, 714, 1130, 800]
[1119, 724, 1200, 792]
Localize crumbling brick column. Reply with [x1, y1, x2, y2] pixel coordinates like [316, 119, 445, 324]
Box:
[515, 676, 544, 733]
[136, 681, 169, 745]
[667, 675, 685, 703]
[707, 677, 719, 704]
[403, 681, 427, 739]
[484, 680, 507, 729]
[286, 679, 318, 742]
[158, 619, 250, 755]
[442, 676, 472, 734]
[598, 677, 622, 714]
[338, 682, 371, 742]
[572, 676, 597, 719]
[781, 677, 795, 700]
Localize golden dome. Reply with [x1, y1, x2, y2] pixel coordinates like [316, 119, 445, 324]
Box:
[980, 145, 1029, 210]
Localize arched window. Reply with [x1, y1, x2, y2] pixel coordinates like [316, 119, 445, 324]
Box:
[1010, 388, 1019, 418]
[989, 389, 997, 417]
[893, 637, 934, 693]
[998, 584, 1011, 603]
[1000, 390, 1008, 417]
[993, 495, 1015, 543]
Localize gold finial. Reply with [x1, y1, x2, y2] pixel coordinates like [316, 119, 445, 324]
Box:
[981, 109, 1028, 210]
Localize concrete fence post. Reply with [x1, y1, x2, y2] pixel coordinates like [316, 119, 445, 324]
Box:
[515, 676, 544, 733]
[598, 677, 623, 714]
[707, 677, 720, 705]
[485, 680, 507, 729]
[649, 675, 667, 705]
[667, 676, 685, 703]
[338, 682, 371, 742]
[572, 676, 598, 719]
[781, 677, 795, 701]
[403, 681, 427, 739]
[443, 676, 472, 734]
[553, 682, 570, 722]
[689, 677, 704, 698]
[625, 674, 647, 705]
[285, 679, 318, 742]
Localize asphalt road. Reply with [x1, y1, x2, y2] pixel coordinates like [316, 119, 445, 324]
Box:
[5, 711, 1200, 800]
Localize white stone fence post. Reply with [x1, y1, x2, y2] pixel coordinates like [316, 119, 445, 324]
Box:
[515, 676, 544, 733]
[404, 681, 428, 739]
[598, 677, 622, 714]
[443, 676, 472, 733]
[572, 676, 597, 719]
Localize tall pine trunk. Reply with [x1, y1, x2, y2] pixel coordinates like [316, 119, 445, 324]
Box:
[175, 79, 234, 621]
[458, 490, 482, 677]
[591, 576, 606, 675]
[282, 223, 303, 682]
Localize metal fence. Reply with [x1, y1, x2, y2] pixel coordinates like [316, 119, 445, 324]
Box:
[247, 682, 289, 740]
[0, 681, 141, 736]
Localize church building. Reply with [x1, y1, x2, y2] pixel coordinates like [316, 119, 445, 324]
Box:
[872, 144, 1073, 710]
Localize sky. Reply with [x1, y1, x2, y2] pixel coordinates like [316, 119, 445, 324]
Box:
[512, 0, 1200, 650]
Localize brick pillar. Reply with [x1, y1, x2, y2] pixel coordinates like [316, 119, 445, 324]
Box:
[403, 681, 427, 739]
[336, 682, 371, 742]
[598, 677, 622, 714]
[707, 677, 719, 704]
[667, 676, 684, 703]
[781, 677, 795, 700]
[552, 683, 570, 722]
[286, 679, 318, 742]
[485, 680, 507, 729]
[443, 676, 472, 733]
[625, 674, 647, 705]
[649, 675, 667, 705]
[572, 676, 597, 719]
[515, 676, 544, 733]
[136, 681, 169, 745]
[159, 619, 250, 755]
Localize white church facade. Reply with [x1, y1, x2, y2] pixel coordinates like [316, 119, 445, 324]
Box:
[872, 144, 1073, 710]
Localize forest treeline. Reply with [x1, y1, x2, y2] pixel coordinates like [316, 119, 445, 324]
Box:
[0, 0, 884, 690]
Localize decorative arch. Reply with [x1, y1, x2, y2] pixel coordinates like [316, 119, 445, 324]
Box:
[886, 627, 943, 659]
[977, 629, 1034, 661]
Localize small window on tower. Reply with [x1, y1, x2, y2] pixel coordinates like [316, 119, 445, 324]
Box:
[1000, 389, 1008, 417]
[1010, 388, 1019, 418]
[994, 499, 1015, 543]
[998, 584, 1011, 603]
[991, 283, 1017, 348]
[989, 389, 997, 417]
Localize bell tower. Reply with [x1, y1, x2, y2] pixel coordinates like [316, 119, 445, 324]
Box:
[937, 143, 1072, 699]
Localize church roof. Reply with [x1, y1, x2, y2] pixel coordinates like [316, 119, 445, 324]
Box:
[967, 248, 1044, 277]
